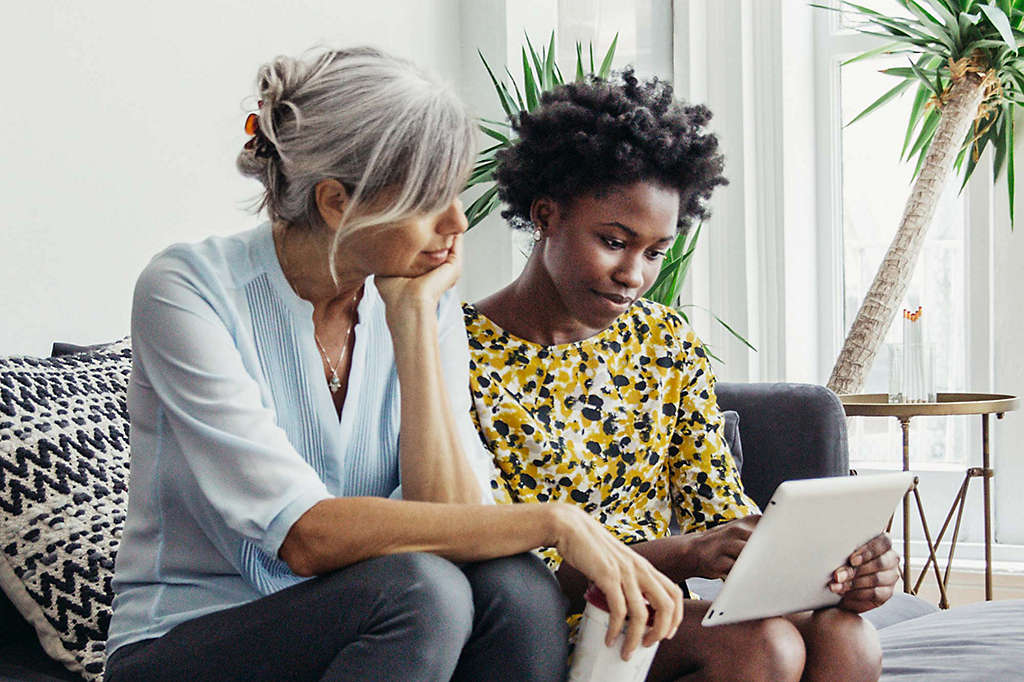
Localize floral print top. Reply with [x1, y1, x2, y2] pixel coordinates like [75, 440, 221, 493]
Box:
[464, 298, 759, 570]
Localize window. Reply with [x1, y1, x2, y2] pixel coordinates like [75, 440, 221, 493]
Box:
[839, 55, 970, 469]
[819, 4, 972, 471]
[555, 0, 673, 81]
[812, 0, 1010, 561]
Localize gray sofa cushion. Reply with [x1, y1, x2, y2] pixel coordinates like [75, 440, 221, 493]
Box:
[879, 599, 1024, 680]
[716, 383, 848, 509]
[721, 409, 742, 474]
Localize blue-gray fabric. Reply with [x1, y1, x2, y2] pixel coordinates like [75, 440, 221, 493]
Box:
[716, 382, 848, 508]
[878, 599, 1024, 680]
[105, 553, 568, 682]
[107, 222, 493, 656]
[721, 409, 742, 474]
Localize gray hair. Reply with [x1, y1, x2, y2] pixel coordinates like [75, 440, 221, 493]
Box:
[237, 46, 475, 246]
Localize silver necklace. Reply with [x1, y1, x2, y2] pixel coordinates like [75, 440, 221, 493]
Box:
[275, 224, 359, 394]
[313, 293, 358, 394]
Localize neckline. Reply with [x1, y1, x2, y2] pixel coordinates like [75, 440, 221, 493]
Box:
[256, 221, 315, 318]
[464, 301, 631, 351]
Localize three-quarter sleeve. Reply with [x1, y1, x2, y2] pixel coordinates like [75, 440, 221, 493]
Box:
[666, 327, 759, 533]
[130, 255, 331, 560]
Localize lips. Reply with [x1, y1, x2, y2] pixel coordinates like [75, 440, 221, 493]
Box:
[596, 291, 633, 306]
[422, 247, 451, 262]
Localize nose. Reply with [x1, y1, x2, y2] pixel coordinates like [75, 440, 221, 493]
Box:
[612, 252, 645, 290]
[437, 198, 468, 236]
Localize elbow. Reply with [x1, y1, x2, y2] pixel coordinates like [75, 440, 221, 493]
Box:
[278, 519, 326, 577]
[278, 534, 318, 577]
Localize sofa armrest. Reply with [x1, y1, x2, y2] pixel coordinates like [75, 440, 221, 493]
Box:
[715, 382, 849, 509]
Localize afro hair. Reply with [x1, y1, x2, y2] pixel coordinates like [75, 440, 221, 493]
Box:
[494, 67, 727, 233]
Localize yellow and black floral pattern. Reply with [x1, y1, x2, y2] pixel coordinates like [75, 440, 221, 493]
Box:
[464, 298, 759, 571]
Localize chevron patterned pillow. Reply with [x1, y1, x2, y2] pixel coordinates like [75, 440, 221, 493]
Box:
[0, 339, 131, 681]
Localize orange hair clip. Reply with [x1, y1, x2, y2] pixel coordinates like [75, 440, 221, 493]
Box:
[245, 112, 260, 136]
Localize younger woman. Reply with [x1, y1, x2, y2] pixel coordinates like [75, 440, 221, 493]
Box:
[466, 69, 899, 681]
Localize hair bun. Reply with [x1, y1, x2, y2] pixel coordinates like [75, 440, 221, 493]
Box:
[257, 56, 300, 110]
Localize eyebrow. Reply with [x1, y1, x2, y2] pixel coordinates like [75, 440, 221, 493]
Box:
[600, 221, 676, 244]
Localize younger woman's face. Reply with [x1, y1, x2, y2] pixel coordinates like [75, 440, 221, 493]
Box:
[533, 181, 679, 334]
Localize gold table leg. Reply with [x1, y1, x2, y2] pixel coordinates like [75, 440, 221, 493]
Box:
[900, 417, 911, 594]
[983, 414, 992, 601]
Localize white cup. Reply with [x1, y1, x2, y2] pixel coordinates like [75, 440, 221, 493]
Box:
[567, 586, 660, 682]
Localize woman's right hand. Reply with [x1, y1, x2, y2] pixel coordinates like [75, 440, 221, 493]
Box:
[550, 504, 683, 661]
[681, 514, 760, 580]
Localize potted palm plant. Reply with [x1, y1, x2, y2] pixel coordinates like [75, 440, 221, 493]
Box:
[822, 0, 1024, 394]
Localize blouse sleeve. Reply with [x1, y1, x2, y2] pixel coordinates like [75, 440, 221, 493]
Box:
[130, 254, 332, 563]
[438, 290, 498, 504]
[465, 393, 561, 571]
[666, 325, 760, 533]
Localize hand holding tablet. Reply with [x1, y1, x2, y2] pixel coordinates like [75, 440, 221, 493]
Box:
[702, 472, 912, 626]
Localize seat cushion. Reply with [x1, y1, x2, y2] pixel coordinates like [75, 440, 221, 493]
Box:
[878, 599, 1024, 679]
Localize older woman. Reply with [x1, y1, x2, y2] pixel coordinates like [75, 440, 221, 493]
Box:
[465, 69, 900, 681]
[104, 48, 682, 682]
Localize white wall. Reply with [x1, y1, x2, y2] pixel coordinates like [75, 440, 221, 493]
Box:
[993, 135, 1024, 545]
[1, 0, 466, 356]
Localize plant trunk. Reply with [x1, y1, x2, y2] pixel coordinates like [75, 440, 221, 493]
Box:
[827, 73, 986, 395]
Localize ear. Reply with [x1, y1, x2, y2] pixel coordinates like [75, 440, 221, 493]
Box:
[529, 197, 560, 233]
[315, 179, 351, 231]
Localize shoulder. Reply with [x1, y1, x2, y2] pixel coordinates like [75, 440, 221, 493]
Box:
[462, 301, 485, 336]
[628, 298, 690, 343]
[134, 226, 265, 315]
[461, 301, 506, 352]
[627, 299, 709, 364]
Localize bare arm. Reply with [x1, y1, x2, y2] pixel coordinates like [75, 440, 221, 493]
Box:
[387, 301, 481, 503]
[375, 234, 482, 503]
[280, 497, 560, 574]
[279, 497, 685, 659]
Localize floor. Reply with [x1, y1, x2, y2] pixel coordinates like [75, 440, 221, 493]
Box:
[904, 569, 1024, 607]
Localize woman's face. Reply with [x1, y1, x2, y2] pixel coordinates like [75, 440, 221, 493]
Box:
[333, 193, 468, 279]
[533, 181, 679, 333]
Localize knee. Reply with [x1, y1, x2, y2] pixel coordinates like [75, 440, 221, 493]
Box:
[377, 552, 475, 642]
[467, 553, 567, 628]
[737, 618, 806, 682]
[461, 554, 568, 678]
[807, 609, 882, 681]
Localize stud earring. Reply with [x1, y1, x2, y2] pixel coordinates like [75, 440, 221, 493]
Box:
[532, 228, 543, 242]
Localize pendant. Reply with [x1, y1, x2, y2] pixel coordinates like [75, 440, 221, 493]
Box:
[328, 372, 342, 393]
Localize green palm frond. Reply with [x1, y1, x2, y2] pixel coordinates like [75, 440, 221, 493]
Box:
[822, 0, 1024, 227]
[466, 31, 617, 229]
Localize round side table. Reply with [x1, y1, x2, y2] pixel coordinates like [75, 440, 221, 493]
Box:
[839, 393, 1019, 606]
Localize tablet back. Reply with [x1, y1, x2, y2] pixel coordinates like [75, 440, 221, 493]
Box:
[702, 472, 913, 626]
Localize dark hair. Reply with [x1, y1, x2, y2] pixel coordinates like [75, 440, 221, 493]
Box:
[494, 67, 727, 232]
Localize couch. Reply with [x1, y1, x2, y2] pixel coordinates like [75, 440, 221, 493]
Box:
[0, 343, 1022, 681]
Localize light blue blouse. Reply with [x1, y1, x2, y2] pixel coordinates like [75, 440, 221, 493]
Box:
[107, 222, 493, 655]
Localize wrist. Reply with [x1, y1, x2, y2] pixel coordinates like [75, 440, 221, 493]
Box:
[668, 533, 701, 580]
[386, 302, 437, 342]
[540, 503, 573, 548]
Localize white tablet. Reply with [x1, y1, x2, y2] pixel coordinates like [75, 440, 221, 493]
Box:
[701, 472, 913, 627]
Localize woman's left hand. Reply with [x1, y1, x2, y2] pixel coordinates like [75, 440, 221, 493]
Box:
[829, 532, 900, 613]
[375, 233, 463, 315]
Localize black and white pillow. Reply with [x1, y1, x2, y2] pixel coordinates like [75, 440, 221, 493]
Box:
[0, 340, 131, 681]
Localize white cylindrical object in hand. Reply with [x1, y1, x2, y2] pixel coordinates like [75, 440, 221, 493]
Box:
[567, 585, 661, 682]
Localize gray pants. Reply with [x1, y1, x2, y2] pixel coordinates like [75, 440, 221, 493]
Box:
[105, 552, 568, 681]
